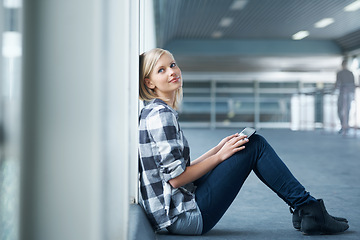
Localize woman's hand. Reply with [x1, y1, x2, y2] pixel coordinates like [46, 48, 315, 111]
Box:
[215, 135, 249, 162]
[191, 133, 248, 166]
[171, 134, 248, 188]
[215, 133, 239, 152]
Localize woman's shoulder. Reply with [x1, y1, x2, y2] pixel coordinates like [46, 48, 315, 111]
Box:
[141, 99, 177, 118]
[140, 100, 179, 131]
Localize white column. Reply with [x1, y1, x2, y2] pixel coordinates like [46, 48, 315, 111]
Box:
[21, 1, 104, 239]
[20, 0, 140, 240]
[140, 0, 156, 53]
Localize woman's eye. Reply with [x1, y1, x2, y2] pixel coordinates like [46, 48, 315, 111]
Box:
[170, 63, 176, 68]
[158, 68, 164, 73]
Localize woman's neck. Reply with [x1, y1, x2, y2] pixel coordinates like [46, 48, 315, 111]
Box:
[158, 97, 174, 108]
[155, 92, 175, 108]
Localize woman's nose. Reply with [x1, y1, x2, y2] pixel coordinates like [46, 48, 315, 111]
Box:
[169, 68, 176, 75]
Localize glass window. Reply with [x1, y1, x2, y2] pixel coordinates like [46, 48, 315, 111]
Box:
[0, 1, 22, 240]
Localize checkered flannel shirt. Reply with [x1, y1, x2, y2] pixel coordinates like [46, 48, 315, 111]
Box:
[138, 99, 198, 231]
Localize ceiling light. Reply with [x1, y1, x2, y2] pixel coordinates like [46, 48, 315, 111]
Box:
[314, 18, 334, 28]
[344, 0, 360, 12]
[4, 0, 22, 8]
[230, 0, 248, 10]
[2, 31, 22, 57]
[219, 17, 233, 27]
[211, 31, 223, 38]
[292, 31, 309, 40]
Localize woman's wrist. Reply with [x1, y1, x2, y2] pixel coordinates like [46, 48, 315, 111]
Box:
[213, 145, 221, 154]
[213, 151, 224, 163]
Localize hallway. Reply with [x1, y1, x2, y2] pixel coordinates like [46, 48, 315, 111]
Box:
[157, 128, 360, 239]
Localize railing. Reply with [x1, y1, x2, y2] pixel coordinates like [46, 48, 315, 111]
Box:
[321, 87, 359, 135]
[178, 79, 359, 134]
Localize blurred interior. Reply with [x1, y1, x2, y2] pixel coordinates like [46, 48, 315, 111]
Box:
[153, 0, 360, 130]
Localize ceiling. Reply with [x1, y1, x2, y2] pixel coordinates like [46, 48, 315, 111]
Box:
[153, 0, 360, 73]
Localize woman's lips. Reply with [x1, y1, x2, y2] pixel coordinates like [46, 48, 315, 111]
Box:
[169, 77, 180, 83]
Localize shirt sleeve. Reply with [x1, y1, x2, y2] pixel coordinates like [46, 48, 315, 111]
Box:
[146, 107, 186, 183]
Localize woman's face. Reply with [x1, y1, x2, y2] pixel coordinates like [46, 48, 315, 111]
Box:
[145, 52, 182, 101]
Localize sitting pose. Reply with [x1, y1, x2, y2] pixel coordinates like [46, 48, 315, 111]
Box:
[138, 48, 349, 235]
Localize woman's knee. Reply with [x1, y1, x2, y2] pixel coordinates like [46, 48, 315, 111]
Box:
[243, 133, 273, 157]
[248, 133, 267, 147]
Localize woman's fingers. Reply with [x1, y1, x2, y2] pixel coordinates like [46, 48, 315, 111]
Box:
[236, 137, 249, 146]
[217, 135, 249, 161]
[220, 133, 238, 144]
[228, 135, 247, 144]
[235, 145, 246, 152]
[223, 136, 248, 152]
[226, 133, 239, 141]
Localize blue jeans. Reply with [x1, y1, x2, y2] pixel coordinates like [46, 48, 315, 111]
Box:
[337, 91, 354, 129]
[194, 134, 316, 234]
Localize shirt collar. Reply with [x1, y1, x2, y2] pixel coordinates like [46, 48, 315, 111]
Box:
[145, 98, 178, 118]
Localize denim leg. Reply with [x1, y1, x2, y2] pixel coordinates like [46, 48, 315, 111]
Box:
[194, 134, 316, 234]
[338, 94, 345, 127]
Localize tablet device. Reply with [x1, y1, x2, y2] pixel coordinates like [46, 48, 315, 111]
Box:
[239, 127, 256, 138]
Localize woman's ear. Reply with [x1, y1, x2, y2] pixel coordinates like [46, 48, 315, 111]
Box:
[144, 78, 155, 89]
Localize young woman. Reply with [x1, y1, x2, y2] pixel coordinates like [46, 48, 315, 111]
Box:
[138, 48, 349, 235]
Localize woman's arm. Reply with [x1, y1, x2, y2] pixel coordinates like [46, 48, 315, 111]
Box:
[169, 135, 248, 188]
[190, 133, 240, 166]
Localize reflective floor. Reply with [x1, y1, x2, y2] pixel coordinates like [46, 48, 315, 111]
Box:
[157, 128, 360, 239]
[0, 158, 19, 240]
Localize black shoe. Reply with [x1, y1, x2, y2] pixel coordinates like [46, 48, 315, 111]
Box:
[291, 208, 302, 230]
[291, 200, 348, 230]
[298, 199, 349, 235]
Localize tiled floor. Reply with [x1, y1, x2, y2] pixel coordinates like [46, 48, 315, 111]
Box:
[157, 128, 360, 240]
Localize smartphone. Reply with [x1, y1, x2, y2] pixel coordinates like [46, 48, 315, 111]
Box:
[239, 127, 256, 138]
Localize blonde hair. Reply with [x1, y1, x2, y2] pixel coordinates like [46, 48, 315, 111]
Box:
[139, 48, 183, 110]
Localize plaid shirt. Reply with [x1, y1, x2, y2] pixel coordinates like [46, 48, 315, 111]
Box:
[138, 99, 198, 231]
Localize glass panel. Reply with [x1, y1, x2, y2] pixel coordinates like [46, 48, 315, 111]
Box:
[180, 81, 212, 123]
[259, 96, 291, 122]
[217, 82, 253, 88]
[216, 92, 253, 98]
[302, 82, 317, 88]
[183, 91, 211, 98]
[179, 77, 343, 128]
[184, 81, 211, 88]
[259, 82, 298, 89]
[215, 97, 255, 123]
[179, 101, 211, 122]
[0, 1, 22, 240]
